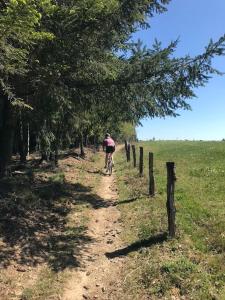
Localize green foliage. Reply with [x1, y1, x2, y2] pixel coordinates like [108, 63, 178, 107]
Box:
[117, 122, 137, 142]
[0, 0, 54, 107]
[1, 0, 225, 173]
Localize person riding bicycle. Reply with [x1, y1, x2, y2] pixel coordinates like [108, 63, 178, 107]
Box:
[103, 133, 115, 168]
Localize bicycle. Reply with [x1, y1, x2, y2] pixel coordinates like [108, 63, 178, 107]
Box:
[106, 153, 113, 175]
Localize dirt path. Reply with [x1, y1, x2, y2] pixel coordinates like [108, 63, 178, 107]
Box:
[63, 170, 125, 300]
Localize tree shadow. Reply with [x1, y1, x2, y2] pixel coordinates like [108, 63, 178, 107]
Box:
[10, 150, 82, 172]
[105, 232, 168, 258]
[64, 182, 114, 209]
[0, 173, 108, 272]
[84, 169, 101, 174]
[75, 165, 103, 175]
[58, 151, 81, 160]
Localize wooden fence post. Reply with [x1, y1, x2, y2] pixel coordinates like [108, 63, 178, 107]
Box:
[127, 143, 131, 162]
[149, 152, 155, 196]
[139, 147, 143, 176]
[166, 162, 176, 238]
[131, 145, 136, 167]
[125, 140, 128, 161]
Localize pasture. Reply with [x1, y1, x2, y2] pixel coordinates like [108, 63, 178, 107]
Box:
[115, 141, 225, 299]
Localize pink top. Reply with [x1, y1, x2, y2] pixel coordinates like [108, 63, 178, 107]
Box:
[103, 137, 115, 147]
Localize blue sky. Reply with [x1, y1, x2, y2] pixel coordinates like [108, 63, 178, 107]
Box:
[135, 0, 225, 141]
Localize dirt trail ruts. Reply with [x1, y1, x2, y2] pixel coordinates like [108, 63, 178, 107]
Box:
[63, 169, 125, 300]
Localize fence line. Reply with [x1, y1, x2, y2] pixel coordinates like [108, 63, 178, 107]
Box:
[166, 162, 176, 238]
[139, 146, 144, 176]
[123, 141, 177, 238]
[124, 140, 128, 162]
[149, 152, 155, 197]
[132, 145, 136, 167]
[127, 143, 131, 162]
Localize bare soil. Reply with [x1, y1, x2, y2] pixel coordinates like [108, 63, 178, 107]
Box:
[0, 148, 126, 300]
[63, 170, 125, 300]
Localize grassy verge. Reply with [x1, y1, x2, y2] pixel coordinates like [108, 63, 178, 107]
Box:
[115, 141, 225, 300]
[0, 148, 104, 300]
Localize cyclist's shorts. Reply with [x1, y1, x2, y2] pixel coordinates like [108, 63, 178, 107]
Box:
[106, 146, 115, 153]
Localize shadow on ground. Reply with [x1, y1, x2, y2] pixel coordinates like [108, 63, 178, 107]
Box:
[105, 232, 168, 258]
[116, 197, 139, 205]
[0, 165, 108, 272]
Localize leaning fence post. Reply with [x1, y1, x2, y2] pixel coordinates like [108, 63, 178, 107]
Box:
[149, 152, 155, 196]
[166, 162, 176, 238]
[131, 145, 136, 167]
[139, 147, 144, 176]
[127, 143, 131, 162]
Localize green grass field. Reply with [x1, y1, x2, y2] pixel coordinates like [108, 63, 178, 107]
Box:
[115, 141, 225, 300]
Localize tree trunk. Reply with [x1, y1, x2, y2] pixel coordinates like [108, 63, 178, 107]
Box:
[84, 134, 88, 147]
[39, 152, 50, 164]
[80, 133, 85, 157]
[18, 115, 28, 163]
[27, 123, 30, 157]
[54, 149, 58, 167]
[0, 96, 17, 177]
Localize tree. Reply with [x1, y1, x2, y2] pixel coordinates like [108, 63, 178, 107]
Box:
[0, 0, 54, 176]
[0, 0, 225, 177]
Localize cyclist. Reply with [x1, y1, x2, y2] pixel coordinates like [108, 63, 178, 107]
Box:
[103, 133, 115, 168]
